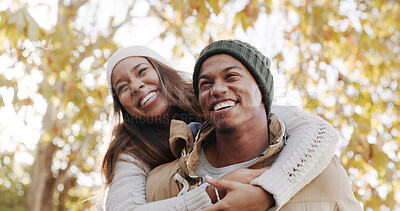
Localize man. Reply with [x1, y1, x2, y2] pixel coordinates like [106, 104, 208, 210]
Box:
[146, 40, 361, 210]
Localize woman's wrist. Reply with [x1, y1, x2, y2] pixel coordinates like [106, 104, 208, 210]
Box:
[206, 185, 226, 204]
[206, 185, 217, 203]
[255, 185, 275, 208]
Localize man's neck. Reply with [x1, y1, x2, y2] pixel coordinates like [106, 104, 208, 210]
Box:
[204, 114, 270, 168]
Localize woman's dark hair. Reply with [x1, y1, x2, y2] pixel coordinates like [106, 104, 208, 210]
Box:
[101, 57, 203, 186]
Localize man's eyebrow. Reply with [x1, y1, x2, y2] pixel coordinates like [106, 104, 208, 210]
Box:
[222, 66, 241, 73]
[198, 74, 209, 81]
[114, 62, 147, 88]
[198, 65, 242, 81]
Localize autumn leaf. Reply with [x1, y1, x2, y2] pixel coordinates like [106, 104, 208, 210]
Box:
[207, 0, 221, 15]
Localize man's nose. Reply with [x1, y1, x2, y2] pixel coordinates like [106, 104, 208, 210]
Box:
[210, 81, 227, 97]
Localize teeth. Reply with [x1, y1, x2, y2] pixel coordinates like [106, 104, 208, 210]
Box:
[140, 92, 157, 107]
[213, 101, 235, 111]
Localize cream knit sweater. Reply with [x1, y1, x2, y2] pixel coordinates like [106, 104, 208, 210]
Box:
[104, 106, 339, 211]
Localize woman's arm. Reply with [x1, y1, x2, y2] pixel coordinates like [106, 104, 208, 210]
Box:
[250, 106, 339, 210]
[104, 154, 212, 211]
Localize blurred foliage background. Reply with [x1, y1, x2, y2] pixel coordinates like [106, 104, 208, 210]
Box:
[0, 0, 399, 210]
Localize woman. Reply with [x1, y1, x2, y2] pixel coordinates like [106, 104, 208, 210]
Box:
[102, 46, 339, 210]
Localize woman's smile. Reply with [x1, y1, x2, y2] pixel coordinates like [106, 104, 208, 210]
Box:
[138, 90, 160, 109]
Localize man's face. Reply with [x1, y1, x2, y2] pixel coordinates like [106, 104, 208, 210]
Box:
[197, 54, 265, 131]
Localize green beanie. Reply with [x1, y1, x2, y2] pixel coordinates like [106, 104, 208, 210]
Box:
[193, 39, 274, 117]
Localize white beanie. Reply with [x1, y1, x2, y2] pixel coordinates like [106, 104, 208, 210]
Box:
[106, 46, 173, 96]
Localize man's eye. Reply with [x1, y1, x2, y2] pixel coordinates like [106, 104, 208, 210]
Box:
[226, 73, 239, 79]
[199, 81, 210, 89]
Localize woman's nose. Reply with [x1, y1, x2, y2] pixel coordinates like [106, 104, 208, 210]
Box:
[131, 80, 145, 95]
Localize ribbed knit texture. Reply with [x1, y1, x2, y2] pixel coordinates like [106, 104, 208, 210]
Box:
[193, 40, 274, 116]
[251, 106, 339, 211]
[183, 184, 210, 211]
[103, 106, 339, 210]
[106, 46, 173, 96]
[104, 154, 212, 211]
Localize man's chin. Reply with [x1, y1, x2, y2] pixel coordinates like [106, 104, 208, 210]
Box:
[213, 122, 237, 134]
[218, 126, 237, 134]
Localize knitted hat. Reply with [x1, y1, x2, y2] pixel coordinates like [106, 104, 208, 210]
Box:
[193, 40, 274, 116]
[106, 46, 173, 96]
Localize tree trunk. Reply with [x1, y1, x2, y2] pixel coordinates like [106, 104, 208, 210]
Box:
[26, 101, 57, 211]
[26, 142, 56, 211]
[58, 177, 77, 211]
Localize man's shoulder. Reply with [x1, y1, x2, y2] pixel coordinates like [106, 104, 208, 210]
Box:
[291, 155, 344, 198]
[282, 156, 362, 210]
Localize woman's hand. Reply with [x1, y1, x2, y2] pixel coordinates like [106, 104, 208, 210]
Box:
[202, 176, 274, 211]
[220, 167, 269, 184]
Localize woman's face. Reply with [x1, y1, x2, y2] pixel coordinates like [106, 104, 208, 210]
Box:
[112, 57, 169, 122]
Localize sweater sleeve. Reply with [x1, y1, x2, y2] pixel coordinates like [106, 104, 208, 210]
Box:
[250, 106, 339, 210]
[104, 154, 212, 211]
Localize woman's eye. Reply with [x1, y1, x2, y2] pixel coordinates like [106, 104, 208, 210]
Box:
[138, 68, 148, 75]
[118, 84, 128, 94]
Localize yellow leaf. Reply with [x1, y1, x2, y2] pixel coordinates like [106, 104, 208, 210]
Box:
[233, 12, 242, 30]
[207, 0, 220, 15]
